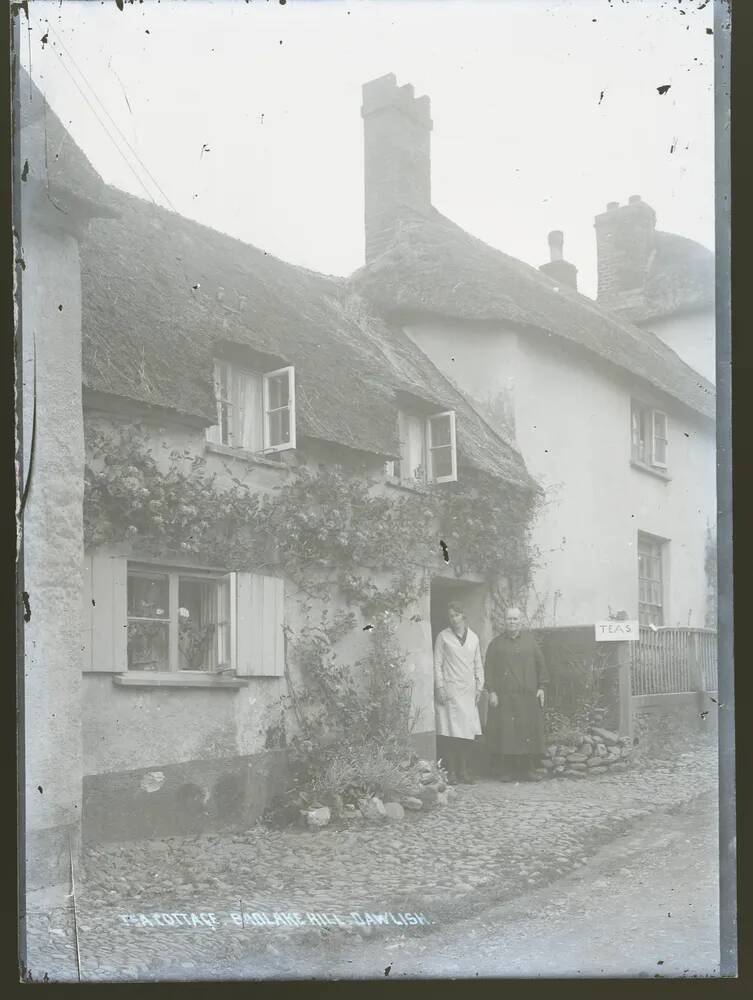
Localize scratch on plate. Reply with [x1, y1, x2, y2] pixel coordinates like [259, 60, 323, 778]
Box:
[68, 830, 82, 982]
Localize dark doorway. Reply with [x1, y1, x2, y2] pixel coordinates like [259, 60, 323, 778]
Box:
[430, 578, 487, 646]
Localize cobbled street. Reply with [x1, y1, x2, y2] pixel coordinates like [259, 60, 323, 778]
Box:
[325, 790, 720, 978]
[22, 736, 718, 982]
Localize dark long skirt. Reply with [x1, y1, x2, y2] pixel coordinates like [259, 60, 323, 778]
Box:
[484, 691, 547, 756]
[436, 735, 473, 777]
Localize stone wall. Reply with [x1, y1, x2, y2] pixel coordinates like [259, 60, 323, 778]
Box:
[82, 750, 289, 843]
[542, 726, 635, 780]
[21, 197, 86, 890]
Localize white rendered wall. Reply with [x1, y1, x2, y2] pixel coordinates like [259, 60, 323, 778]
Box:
[405, 319, 716, 629]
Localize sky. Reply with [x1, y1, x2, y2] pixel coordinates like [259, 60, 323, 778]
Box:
[19, 0, 716, 297]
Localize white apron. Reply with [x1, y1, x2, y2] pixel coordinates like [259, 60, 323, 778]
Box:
[433, 627, 484, 739]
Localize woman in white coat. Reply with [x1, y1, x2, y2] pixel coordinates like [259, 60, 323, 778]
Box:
[434, 602, 484, 784]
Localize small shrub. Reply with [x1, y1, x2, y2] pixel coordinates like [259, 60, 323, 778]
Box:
[310, 742, 419, 807]
[262, 745, 424, 827]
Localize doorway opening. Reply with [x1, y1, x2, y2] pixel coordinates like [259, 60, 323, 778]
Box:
[430, 577, 490, 775]
[430, 577, 487, 647]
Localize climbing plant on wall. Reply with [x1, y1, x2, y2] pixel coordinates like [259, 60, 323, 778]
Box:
[84, 421, 541, 812]
[85, 423, 540, 617]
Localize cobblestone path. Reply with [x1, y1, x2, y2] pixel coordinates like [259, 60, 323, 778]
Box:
[22, 742, 718, 982]
[320, 790, 720, 978]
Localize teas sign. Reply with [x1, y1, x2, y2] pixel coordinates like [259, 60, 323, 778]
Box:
[594, 620, 639, 641]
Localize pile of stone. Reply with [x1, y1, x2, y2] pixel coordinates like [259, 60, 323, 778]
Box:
[404, 758, 455, 810]
[302, 759, 455, 828]
[542, 726, 636, 780]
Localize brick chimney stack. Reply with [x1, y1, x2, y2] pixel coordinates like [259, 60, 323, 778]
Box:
[538, 230, 578, 290]
[361, 73, 432, 263]
[594, 195, 657, 305]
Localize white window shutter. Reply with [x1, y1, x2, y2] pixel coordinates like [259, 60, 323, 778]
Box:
[90, 554, 128, 672]
[261, 575, 285, 676]
[235, 572, 286, 677]
[235, 572, 254, 676]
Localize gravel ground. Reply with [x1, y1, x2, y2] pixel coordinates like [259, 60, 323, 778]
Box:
[21, 739, 718, 982]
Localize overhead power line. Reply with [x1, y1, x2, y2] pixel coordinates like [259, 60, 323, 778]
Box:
[47, 42, 157, 206]
[48, 28, 178, 212]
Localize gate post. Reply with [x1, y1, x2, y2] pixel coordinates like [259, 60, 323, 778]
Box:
[616, 641, 633, 739]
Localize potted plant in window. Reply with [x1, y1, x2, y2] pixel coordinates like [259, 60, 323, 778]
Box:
[178, 607, 216, 671]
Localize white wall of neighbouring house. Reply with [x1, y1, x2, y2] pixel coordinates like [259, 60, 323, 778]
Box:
[404, 319, 717, 630]
[640, 308, 716, 385]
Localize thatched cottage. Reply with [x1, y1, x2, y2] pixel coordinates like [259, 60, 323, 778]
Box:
[19, 72, 538, 869]
[354, 74, 716, 631]
[19, 68, 715, 891]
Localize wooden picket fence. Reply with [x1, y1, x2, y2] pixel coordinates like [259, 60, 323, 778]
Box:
[630, 627, 717, 697]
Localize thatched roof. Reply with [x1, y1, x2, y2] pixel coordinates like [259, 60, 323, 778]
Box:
[627, 231, 715, 324]
[78, 184, 533, 489]
[352, 209, 715, 420]
[21, 69, 530, 489]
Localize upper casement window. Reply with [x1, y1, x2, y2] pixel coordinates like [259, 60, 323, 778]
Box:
[386, 409, 458, 485]
[631, 400, 668, 471]
[206, 361, 296, 455]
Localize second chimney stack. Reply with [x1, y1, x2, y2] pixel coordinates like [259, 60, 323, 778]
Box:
[594, 196, 657, 304]
[539, 230, 578, 290]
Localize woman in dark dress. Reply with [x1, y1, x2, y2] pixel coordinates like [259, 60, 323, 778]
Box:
[484, 607, 549, 781]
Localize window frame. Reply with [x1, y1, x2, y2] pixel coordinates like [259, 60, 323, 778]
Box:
[631, 399, 669, 471]
[210, 360, 235, 448]
[387, 407, 458, 486]
[427, 410, 458, 484]
[207, 360, 296, 455]
[262, 365, 296, 454]
[637, 533, 666, 627]
[651, 409, 668, 469]
[126, 563, 235, 675]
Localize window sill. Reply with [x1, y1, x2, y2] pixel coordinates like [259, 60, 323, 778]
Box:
[112, 672, 249, 689]
[205, 442, 291, 470]
[630, 460, 671, 482]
